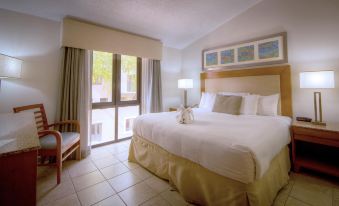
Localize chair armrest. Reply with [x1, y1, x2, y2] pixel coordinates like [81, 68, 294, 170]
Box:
[38, 130, 62, 148]
[49, 120, 80, 132]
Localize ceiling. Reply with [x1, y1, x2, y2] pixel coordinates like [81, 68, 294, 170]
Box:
[0, 0, 261, 49]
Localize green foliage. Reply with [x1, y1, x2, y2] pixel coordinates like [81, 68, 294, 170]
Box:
[92, 51, 113, 84]
[121, 55, 137, 92]
[121, 55, 137, 75]
[92, 52, 137, 95]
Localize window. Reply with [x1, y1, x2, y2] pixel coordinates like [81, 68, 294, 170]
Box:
[92, 51, 113, 103]
[120, 55, 137, 101]
[91, 52, 141, 146]
[91, 108, 115, 145]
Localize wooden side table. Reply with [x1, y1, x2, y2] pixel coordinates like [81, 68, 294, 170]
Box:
[169, 107, 177, 112]
[291, 120, 339, 177]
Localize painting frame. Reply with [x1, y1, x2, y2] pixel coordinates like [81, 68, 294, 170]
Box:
[202, 32, 287, 71]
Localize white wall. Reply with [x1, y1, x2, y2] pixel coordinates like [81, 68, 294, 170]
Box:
[161, 47, 182, 111]
[181, 0, 339, 122]
[0, 9, 61, 121]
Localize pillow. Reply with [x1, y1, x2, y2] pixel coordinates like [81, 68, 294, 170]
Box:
[257, 94, 280, 116]
[240, 95, 259, 115]
[199, 92, 217, 111]
[212, 95, 242, 115]
[218, 92, 250, 96]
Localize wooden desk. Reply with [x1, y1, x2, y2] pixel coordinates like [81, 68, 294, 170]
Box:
[0, 113, 40, 206]
[291, 120, 339, 177]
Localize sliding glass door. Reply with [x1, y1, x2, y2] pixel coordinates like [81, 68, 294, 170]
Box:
[91, 51, 141, 146]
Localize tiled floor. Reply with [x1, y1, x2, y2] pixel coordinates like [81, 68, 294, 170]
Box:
[37, 140, 339, 206]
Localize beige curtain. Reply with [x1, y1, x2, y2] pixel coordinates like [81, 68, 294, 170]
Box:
[57, 47, 91, 157]
[141, 59, 163, 114]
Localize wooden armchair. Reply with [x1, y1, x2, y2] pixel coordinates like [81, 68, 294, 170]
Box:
[13, 104, 81, 184]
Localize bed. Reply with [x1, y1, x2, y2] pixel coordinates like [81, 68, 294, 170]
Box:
[128, 65, 293, 206]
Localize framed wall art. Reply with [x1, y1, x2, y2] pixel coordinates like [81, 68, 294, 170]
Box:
[202, 32, 287, 71]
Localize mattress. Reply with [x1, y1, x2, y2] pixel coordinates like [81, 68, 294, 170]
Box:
[133, 108, 291, 183]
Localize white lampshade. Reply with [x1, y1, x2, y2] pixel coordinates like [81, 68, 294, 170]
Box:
[300, 71, 335, 89]
[0, 54, 22, 79]
[178, 79, 193, 89]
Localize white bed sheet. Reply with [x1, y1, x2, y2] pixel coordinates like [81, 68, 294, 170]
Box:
[133, 108, 291, 183]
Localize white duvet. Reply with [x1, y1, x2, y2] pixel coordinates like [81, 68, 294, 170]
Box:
[133, 108, 291, 184]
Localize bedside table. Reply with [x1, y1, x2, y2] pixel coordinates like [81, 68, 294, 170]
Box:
[291, 120, 339, 177]
[169, 107, 177, 112]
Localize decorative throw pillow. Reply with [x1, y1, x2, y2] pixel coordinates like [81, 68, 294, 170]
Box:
[212, 95, 242, 115]
[240, 95, 259, 115]
[199, 92, 217, 111]
[257, 94, 280, 116]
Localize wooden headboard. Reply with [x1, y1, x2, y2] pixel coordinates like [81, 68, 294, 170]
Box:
[200, 65, 293, 117]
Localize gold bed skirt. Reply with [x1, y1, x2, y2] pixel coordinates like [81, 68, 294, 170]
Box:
[128, 135, 290, 206]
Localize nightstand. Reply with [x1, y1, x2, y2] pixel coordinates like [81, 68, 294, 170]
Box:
[291, 120, 339, 177]
[169, 107, 177, 112]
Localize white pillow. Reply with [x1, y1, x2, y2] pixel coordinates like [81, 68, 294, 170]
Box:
[257, 94, 280, 116]
[240, 95, 259, 115]
[218, 92, 250, 96]
[199, 92, 216, 111]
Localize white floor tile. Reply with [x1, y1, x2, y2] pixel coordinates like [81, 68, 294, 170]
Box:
[122, 160, 140, 170]
[100, 162, 129, 179]
[93, 195, 126, 206]
[68, 161, 98, 178]
[140, 196, 171, 206]
[93, 155, 120, 169]
[45, 193, 80, 206]
[108, 171, 143, 192]
[63, 158, 91, 170]
[72, 170, 105, 191]
[119, 182, 157, 206]
[91, 149, 114, 161]
[114, 141, 130, 148]
[106, 144, 129, 155]
[77, 181, 115, 206]
[115, 151, 129, 161]
[37, 180, 75, 205]
[290, 174, 333, 206]
[37, 168, 70, 186]
[119, 140, 131, 148]
[131, 167, 153, 180]
[145, 176, 170, 193]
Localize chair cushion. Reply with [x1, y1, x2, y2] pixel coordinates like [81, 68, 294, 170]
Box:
[40, 132, 80, 149]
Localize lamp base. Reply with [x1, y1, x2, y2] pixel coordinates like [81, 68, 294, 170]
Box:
[312, 121, 326, 126]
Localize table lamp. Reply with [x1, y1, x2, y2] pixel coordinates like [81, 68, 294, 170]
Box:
[300, 71, 335, 125]
[178, 79, 193, 108]
[0, 54, 22, 89]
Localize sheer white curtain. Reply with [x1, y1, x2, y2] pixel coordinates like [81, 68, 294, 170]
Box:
[141, 58, 163, 114]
